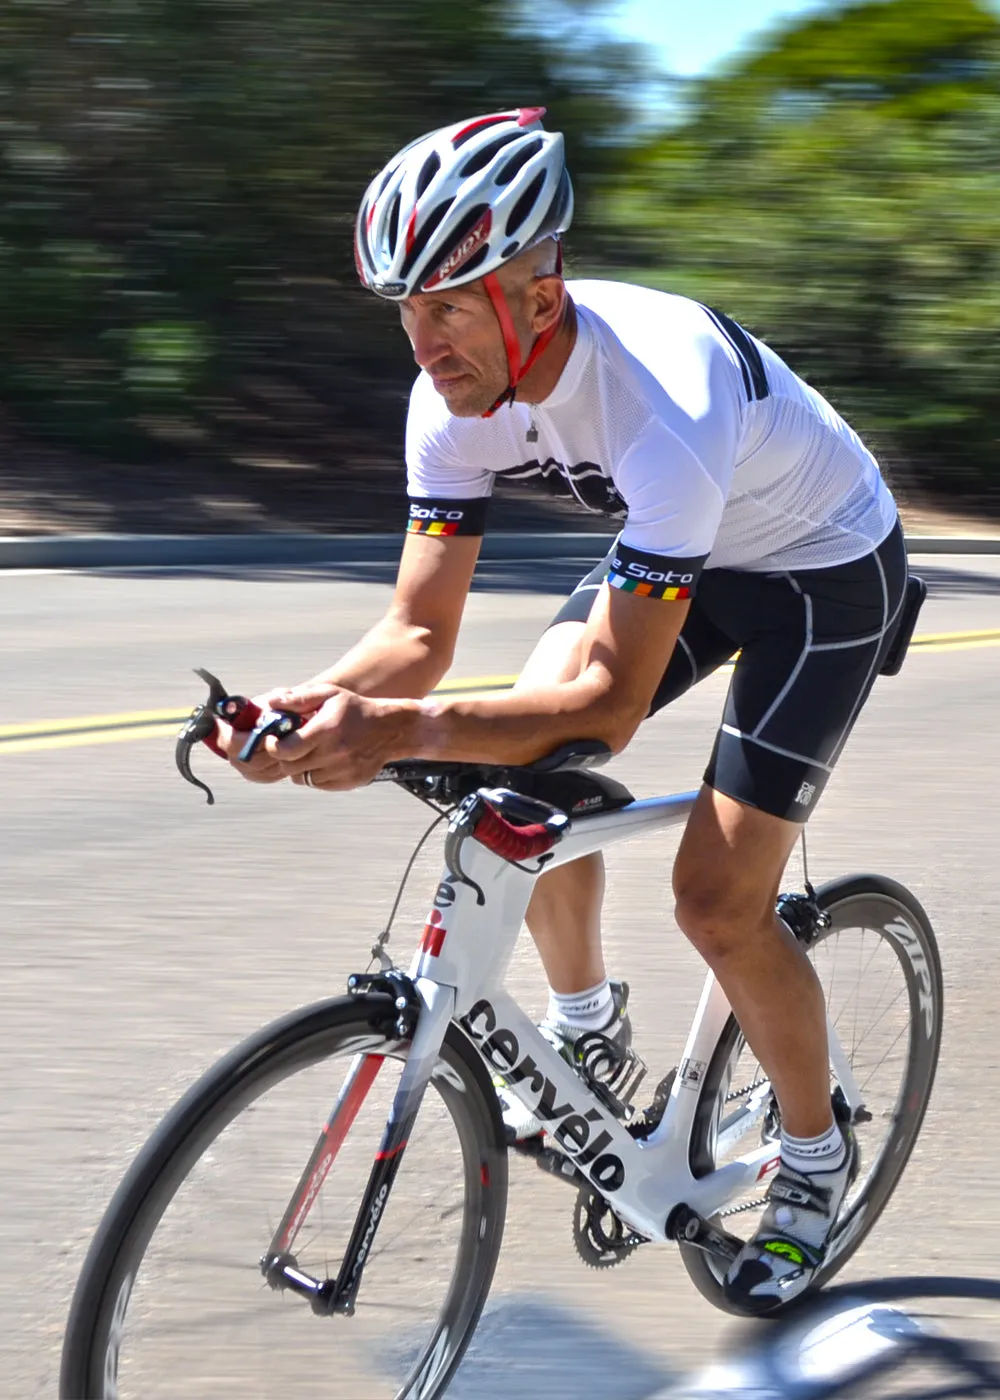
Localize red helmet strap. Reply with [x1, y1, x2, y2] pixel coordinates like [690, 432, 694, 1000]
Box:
[481, 243, 565, 418]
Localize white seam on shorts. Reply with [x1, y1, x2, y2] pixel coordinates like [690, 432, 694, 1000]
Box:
[829, 546, 892, 764]
[752, 575, 813, 738]
[721, 723, 834, 775]
[810, 630, 889, 652]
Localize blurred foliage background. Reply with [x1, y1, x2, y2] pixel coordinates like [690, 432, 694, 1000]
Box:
[1, 0, 998, 529]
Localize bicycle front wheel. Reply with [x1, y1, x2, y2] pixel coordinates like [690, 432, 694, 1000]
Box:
[60, 993, 508, 1399]
[680, 873, 943, 1313]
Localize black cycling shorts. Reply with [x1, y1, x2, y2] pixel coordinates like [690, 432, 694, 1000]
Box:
[548, 520, 908, 822]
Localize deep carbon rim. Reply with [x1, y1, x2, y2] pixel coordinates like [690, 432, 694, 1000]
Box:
[679, 874, 943, 1312]
[60, 996, 508, 1400]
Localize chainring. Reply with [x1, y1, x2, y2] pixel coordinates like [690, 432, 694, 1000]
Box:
[572, 1188, 645, 1269]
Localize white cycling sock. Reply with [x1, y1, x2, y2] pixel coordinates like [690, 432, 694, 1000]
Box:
[780, 1121, 846, 1175]
[766, 1122, 849, 1254]
[545, 979, 613, 1033]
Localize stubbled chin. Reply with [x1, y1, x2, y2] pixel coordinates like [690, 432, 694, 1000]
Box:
[437, 382, 501, 419]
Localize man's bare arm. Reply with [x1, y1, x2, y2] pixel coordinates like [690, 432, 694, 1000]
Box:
[263, 584, 692, 788]
[400, 583, 689, 762]
[300, 530, 481, 699]
[214, 529, 481, 781]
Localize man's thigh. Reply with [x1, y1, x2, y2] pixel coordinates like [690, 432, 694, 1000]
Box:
[539, 525, 907, 824]
[674, 784, 802, 925]
[700, 523, 908, 822]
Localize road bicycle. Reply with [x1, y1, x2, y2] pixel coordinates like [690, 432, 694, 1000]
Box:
[60, 670, 943, 1399]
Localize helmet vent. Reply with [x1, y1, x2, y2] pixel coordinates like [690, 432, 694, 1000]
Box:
[386, 191, 402, 254]
[495, 136, 542, 186]
[504, 170, 546, 237]
[376, 162, 398, 199]
[415, 151, 441, 199]
[420, 202, 490, 288]
[459, 131, 519, 178]
[539, 173, 571, 238]
[457, 244, 489, 278]
[399, 199, 450, 279]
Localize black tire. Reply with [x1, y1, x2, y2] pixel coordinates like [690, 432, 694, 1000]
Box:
[680, 874, 943, 1314]
[60, 993, 508, 1399]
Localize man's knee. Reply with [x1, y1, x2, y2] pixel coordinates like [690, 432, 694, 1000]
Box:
[673, 868, 775, 961]
[515, 619, 586, 690]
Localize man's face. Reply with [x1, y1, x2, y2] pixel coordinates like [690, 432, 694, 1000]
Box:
[399, 279, 516, 418]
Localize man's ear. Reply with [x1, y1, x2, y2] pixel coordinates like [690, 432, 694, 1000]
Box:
[530, 275, 566, 334]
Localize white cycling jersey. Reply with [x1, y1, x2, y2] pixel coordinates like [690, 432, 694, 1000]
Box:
[406, 279, 896, 589]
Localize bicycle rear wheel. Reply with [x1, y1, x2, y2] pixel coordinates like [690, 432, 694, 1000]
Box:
[680, 873, 942, 1314]
[60, 992, 508, 1399]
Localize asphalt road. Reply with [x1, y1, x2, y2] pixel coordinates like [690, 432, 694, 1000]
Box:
[3, 552, 1000, 1397]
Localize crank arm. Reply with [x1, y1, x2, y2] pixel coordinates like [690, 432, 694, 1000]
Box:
[666, 1204, 745, 1264]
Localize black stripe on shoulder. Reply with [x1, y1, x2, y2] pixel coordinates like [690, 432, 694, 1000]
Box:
[703, 306, 769, 402]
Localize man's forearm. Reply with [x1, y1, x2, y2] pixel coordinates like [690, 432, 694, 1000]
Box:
[310, 615, 451, 700]
[381, 671, 645, 767]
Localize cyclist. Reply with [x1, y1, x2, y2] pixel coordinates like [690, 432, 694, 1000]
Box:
[214, 108, 907, 1313]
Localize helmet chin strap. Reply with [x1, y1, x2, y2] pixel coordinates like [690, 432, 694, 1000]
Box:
[480, 243, 565, 419]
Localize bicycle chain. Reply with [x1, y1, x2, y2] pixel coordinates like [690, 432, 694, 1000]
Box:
[720, 1195, 767, 1218]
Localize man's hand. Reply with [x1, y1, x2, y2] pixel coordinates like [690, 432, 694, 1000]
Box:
[212, 700, 285, 783]
[213, 683, 331, 784]
[263, 688, 409, 791]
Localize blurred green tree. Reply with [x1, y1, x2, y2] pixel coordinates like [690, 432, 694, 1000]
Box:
[3, 0, 998, 507]
[605, 0, 1000, 497]
[0, 0, 642, 457]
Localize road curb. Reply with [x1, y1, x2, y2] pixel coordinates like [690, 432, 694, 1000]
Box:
[0, 531, 614, 570]
[1, 531, 999, 570]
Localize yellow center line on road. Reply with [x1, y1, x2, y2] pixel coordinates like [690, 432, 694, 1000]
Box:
[2, 629, 999, 756]
[0, 677, 521, 755]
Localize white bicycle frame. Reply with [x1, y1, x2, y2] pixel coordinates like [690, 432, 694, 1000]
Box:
[391, 787, 866, 1247]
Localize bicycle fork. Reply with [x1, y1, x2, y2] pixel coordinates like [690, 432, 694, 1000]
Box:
[260, 976, 455, 1315]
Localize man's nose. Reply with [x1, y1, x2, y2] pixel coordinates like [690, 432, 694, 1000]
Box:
[409, 316, 451, 371]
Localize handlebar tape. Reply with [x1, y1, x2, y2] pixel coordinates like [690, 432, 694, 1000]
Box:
[199, 696, 262, 760]
[472, 803, 558, 861]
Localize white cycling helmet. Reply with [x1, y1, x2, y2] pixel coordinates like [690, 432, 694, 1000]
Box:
[356, 107, 574, 413]
[355, 106, 573, 300]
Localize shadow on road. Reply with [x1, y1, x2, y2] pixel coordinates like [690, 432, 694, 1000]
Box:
[79, 555, 607, 595]
[431, 1276, 1000, 1400]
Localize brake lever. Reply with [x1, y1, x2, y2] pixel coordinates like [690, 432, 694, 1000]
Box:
[235, 709, 303, 763]
[176, 696, 221, 805]
[175, 668, 302, 803]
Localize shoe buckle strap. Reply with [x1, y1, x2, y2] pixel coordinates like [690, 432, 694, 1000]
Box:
[767, 1171, 832, 1214]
